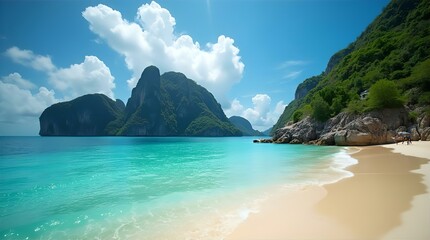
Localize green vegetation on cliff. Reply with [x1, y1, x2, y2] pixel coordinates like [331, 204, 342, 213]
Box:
[367, 79, 404, 109]
[39, 94, 124, 136]
[40, 66, 241, 136]
[273, 0, 430, 133]
[117, 67, 241, 136]
[228, 116, 263, 136]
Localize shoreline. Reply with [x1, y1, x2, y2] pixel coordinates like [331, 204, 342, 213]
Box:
[227, 141, 430, 240]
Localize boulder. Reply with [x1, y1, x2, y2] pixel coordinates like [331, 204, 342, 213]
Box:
[410, 126, 421, 141]
[289, 138, 302, 144]
[273, 117, 323, 143]
[421, 127, 430, 141]
[419, 115, 430, 128]
[335, 130, 372, 146]
[317, 132, 336, 145]
[253, 138, 273, 143]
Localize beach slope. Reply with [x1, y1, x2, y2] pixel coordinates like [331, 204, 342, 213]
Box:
[228, 141, 430, 240]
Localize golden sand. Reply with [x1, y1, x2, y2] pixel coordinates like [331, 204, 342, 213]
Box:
[228, 141, 430, 240]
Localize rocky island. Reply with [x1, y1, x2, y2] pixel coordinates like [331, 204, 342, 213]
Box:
[39, 66, 241, 136]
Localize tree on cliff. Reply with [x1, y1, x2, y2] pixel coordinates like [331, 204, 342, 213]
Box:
[311, 95, 331, 121]
[368, 79, 404, 109]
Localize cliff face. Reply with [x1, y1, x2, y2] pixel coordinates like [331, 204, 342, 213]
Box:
[160, 71, 241, 136]
[294, 76, 322, 100]
[120, 66, 171, 135]
[119, 67, 240, 136]
[40, 66, 241, 137]
[39, 94, 124, 136]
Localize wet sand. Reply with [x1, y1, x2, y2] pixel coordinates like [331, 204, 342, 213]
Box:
[227, 141, 430, 240]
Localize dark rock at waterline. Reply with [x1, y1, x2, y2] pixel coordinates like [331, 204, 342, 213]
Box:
[253, 138, 273, 143]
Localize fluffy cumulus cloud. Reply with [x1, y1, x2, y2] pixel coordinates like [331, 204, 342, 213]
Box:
[0, 78, 58, 123]
[49, 56, 115, 99]
[4, 46, 56, 72]
[1, 72, 36, 90]
[82, 1, 244, 103]
[225, 94, 286, 131]
[4, 46, 115, 99]
[0, 77, 60, 135]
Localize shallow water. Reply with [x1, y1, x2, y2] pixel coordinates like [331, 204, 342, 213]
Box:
[0, 136, 355, 239]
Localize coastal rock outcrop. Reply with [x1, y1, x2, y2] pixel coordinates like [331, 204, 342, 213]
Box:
[273, 108, 416, 146]
[273, 117, 324, 144]
[418, 113, 430, 141]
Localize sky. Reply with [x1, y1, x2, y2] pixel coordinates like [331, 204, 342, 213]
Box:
[0, 0, 390, 135]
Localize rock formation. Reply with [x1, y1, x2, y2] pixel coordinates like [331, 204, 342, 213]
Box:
[272, 108, 430, 146]
[39, 94, 124, 136]
[39, 66, 241, 137]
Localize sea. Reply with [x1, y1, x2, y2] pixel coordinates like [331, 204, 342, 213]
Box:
[0, 136, 357, 240]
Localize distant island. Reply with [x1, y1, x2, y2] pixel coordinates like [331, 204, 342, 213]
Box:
[229, 116, 264, 136]
[39, 66, 242, 136]
[266, 0, 430, 146]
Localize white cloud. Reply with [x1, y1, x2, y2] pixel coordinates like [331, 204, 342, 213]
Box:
[225, 94, 286, 131]
[225, 99, 244, 117]
[4, 47, 116, 100]
[0, 79, 59, 124]
[278, 60, 307, 81]
[249, 94, 271, 117]
[1, 72, 36, 90]
[82, 1, 244, 104]
[0, 78, 60, 135]
[283, 70, 302, 80]
[278, 60, 307, 69]
[4, 46, 56, 72]
[49, 56, 115, 99]
[137, 1, 175, 43]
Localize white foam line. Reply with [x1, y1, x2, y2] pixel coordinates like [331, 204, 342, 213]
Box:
[320, 147, 359, 185]
[280, 147, 360, 189]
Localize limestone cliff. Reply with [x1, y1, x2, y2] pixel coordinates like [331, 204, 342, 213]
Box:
[39, 66, 241, 137]
[119, 66, 171, 135]
[39, 94, 124, 136]
[118, 66, 241, 136]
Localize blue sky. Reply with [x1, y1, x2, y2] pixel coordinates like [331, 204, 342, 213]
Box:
[0, 0, 390, 135]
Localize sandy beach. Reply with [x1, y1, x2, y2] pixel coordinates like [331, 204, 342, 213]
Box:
[227, 141, 430, 240]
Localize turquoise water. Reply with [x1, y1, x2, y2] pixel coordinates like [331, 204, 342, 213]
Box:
[0, 137, 354, 239]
